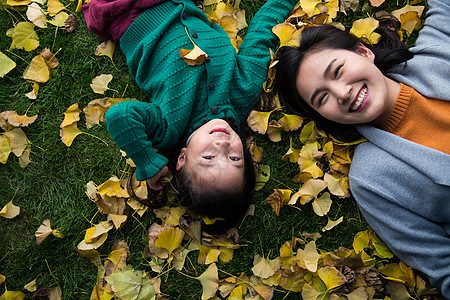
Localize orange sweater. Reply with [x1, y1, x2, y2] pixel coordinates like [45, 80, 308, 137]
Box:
[380, 83, 450, 155]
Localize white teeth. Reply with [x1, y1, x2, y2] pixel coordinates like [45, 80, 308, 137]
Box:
[350, 86, 367, 111]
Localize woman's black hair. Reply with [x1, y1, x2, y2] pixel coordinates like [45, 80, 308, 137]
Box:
[127, 119, 255, 235]
[275, 15, 413, 142]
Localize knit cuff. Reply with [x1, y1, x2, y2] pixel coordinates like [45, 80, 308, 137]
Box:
[134, 151, 169, 181]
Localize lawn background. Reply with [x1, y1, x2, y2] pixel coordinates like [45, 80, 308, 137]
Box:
[0, 0, 423, 299]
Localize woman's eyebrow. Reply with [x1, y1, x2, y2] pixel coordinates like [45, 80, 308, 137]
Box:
[310, 58, 337, 105]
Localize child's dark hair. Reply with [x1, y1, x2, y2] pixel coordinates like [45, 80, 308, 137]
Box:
[275, 15, 414, 142]
[127, 120, 255, 235]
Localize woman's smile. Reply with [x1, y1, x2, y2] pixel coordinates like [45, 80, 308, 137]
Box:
[349, 85, 368, 113]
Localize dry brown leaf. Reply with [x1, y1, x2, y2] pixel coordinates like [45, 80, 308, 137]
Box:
[39, 48, 59, 69]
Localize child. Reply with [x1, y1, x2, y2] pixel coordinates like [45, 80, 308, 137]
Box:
[275, 0, 450, 296]
[83, 0, 297, 233]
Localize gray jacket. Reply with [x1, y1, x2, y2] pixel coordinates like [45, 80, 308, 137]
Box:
[349, 0, 450, 297]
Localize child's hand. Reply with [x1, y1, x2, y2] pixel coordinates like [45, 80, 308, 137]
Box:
[146, 166, 169, 190]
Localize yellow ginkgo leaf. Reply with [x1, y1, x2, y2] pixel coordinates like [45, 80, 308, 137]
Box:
[95, 40, 116, 61]
[179, 44, 209, 66]
[8, 22, 39, 52]
[26, 3, 47, 28]
[60, 122, 82, 146]
[97, 175, 129, 198]
[25, 83, 39, 100]
[301, 283, 323, 300]
[317, 266, 347, 291]
[61, 103, 80, 126]
[47, 11, 69, 27]
[105, 266, 156, 300]
[90, 74, 113, 94]
[108, 214, 128, 230]
[252, 255, 275, 279]
[6, 0, 31, 5]
[84, 221, 113, 243]
[282, 137, 300, 163]
[278, 113, 303, 131]
[205, 248, 221, 265]
[0, 290, 26, 300]
[234, 9, 247, 31]
[323, 173, 346, 197]
[300, 0, 321, 17]
[250, 142, 263, 162]
[154, 226, 185, 255]
[197, 263, 219, 300]
[369, 0, 385, 7]
[300, 121, 318, 144]
[0, 201, 20, 219]
[267, 120, 282, 142]
[255, 164, 270, 191]
[298, 151, 324, 178]
[296, 241, 321, 272]
[23, 55, 50, 83]
[154, 206, 186, 226]
[353, 230, 370, 253]
[272, 22, 302, 48]
[298, 178, 327, 198]
[399, 11, 421, 35]
[391, 4, 424, 24]
[220, 15, 237, 40]
[312, 192, 332, 216]
[323, 0, 339, 20]
[6, 111, 37, 127]
[9, 128, 29, 157]
[247, 110, 274, 134]
[35, 219, 53, 244]
[24, 279, 37, 292]
[322, 216, 343, 232]
[47, 0, 65, 15]
[0, 135, 11, 164]
[350, 17, 381, 45]
[0, 51, 16, 78]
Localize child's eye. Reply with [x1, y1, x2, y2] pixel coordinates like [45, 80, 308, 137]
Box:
[318, 94, 327, 106]
[203, 156, 214, 160]
[229, 157, 240, 161]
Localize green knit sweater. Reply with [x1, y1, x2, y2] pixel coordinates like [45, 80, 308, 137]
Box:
[105, 0, 296, 180]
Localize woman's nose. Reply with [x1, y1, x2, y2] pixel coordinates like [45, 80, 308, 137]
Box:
[334, 83, 352, 104]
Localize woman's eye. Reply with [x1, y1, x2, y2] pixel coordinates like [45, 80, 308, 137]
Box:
[229, 157, 241, 161]
[335, 65, 342, 78]
[203, 156, 214, 160]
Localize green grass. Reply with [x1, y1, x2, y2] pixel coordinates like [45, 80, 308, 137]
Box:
[0, 0, 426, 299]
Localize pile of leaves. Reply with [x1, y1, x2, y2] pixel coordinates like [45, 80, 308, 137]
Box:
[1, 0, 444, 299]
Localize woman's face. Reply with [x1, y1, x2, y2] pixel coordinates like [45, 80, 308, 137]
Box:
[295, 44, 399, 125]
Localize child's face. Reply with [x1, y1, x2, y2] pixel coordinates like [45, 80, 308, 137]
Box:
[176, 119, 245, 192]
[296, 44, 399, 125]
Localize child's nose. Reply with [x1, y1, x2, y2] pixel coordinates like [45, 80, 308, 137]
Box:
[214, 140, 230, 146]
[336, 84, 352, 104]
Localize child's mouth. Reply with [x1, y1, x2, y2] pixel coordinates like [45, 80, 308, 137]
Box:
[210, 128, 230, 135]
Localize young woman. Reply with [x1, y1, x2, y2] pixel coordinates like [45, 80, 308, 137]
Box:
[82, 0, 297, 233]
[276, 0, 450, 296]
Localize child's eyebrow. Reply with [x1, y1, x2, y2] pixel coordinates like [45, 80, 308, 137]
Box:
[310, 58, 337, 105]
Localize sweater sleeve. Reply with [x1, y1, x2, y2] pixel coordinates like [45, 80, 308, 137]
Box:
[230, 0, 296, 113]
[349, 139, 450, 298]
[105, 101, 168, 181]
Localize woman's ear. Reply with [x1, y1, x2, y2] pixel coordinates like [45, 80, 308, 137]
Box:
[356, 43, 375, 62]
[176, 148, 187, 171]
